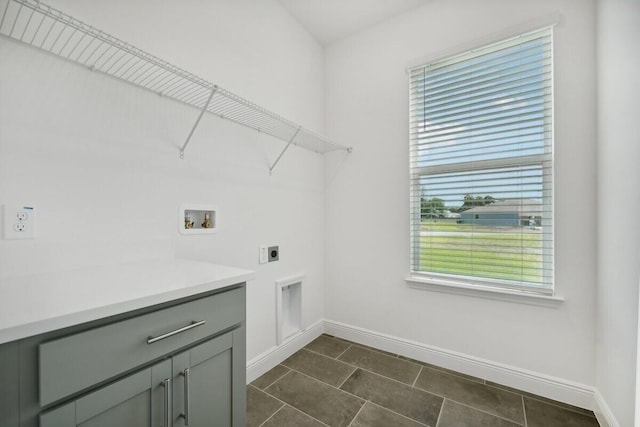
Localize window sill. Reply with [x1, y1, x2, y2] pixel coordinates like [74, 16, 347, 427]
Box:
[405, 276, 564, 308]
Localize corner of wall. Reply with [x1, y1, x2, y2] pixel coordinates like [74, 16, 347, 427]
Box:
[594, 389, 622, 427]
[246, 319, 324, 383]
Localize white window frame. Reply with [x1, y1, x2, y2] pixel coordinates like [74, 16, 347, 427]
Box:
[406, 27, 557, 303]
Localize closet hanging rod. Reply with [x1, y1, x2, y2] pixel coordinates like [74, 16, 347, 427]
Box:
[0, 0, 351, 168]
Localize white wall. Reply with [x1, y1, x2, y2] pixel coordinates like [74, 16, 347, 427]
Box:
[325, 0, 598, 394]
[0, 0, 326, 361]
[596, 1, 640, 426]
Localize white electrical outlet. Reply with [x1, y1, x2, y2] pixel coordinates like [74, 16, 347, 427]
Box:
[3, 205, 36, 239]
[259, 245, 268, 264]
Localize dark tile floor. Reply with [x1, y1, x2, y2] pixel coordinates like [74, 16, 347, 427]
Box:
[247, 334, 600, 427]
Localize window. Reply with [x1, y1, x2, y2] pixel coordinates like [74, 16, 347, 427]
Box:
[409, 27, 553, 295]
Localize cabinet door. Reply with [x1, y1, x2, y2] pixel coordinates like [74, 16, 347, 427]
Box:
[40, 359, 172, 427]
[173, 328, 245, 427]
[0, 341, 19, 427]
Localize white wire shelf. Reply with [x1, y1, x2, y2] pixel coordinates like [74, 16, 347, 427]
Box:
[0, 0, 351, 171]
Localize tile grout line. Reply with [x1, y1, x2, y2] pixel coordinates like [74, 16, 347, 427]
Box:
[328, 355, 437, 398]
[346, 401, 367, 427]
[301, 342, 426, 390]
[268, 403, 332, 427]
[412, 365, 423, 387]
[256, 403, 286, 427]
[303, 346, 347, 360]
[434, 398, 446, 427]
[337, 366, 358, 389]
[253, 377, 294, 409]
[407, 360, 485, 385]
[261, 366, 369, 412]
[253, 382, 331, 427]
[295, 405, 332, 427]
[523, 394, 597, 418]
[353, 364, 432, 391]
[484, 379, 596, 417]
[324, 336, 481, 388]
[522, 395, 528, 427]
[249, 383, 287, 411]
[335, 352, 426, 388]
[255, 365, 291, 391]
[335, 343, 353, 359]
[346, 400, 433, 427]
[280, 347, 359, 390]
[292, 347, 356, 371]
[350, 342, 399, 357]
[402, 380, 528, 427]
[348, 341, 440, 365]
[366, 400, 430, 427]
[262, 368, 365, 427]
[444, 399, 527, 426]
[341, 342, 485, 387]
[410, 370, 529, 425]
[480, 382, 596, 421]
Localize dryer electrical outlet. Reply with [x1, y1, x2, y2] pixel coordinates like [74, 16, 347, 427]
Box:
[3, 205, 36, 239]
[268, 246, 279, 262]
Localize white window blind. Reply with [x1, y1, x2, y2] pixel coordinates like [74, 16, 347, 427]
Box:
[409, 27, 553, 294]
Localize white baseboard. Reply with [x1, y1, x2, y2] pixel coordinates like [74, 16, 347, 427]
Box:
[324, 320, 595, 411]
[246, 319, 324, 383]
[593, 390, 621, 427]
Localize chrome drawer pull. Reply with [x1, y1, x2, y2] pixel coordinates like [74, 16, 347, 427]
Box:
[180, 368, 191, 425]
[147, 320, 206, 344]
[162, 378, 171, 427]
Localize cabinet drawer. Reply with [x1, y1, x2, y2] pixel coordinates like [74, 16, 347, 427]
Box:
[39, 286, 245, 406]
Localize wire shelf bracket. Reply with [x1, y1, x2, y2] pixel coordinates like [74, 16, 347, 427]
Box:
[269, 126, 301, 175]
[180, 86, 217, 160]
[0, 0, 352, 170]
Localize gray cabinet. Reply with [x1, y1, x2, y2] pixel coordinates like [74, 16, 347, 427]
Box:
[0, 341, 20, 427]
[0, 284, 246, 427]
[41, 359, 172, 427]
[172, 329, 245, 427]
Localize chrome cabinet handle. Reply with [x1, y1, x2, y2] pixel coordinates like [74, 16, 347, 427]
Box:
[162, 378, 171, 427]
[147, 320, 206, 344]
[180, 368, 191, 425]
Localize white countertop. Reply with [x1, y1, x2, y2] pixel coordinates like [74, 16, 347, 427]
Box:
[0, 259, 254, 345]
